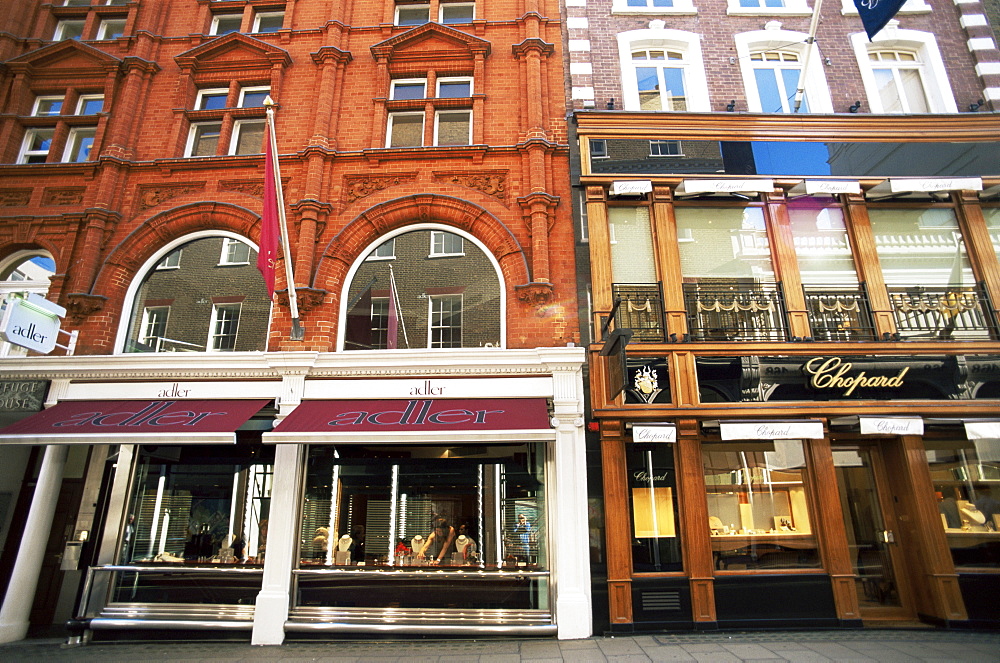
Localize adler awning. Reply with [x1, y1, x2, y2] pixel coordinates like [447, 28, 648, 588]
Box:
[265, 398, 553, 443]
[0, 399, 270, 445]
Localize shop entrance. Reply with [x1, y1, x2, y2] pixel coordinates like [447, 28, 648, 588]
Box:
[832, 442, 915, 622]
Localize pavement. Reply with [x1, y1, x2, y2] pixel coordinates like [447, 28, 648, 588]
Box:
[0, 628, 999, 662]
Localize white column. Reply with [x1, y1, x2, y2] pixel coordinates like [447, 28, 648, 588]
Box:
[0, 444, 69, 643]
[251, 442, 302, 645]
[543, 350, 593, 640]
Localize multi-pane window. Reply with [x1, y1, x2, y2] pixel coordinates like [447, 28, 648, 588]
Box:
[370, 297, 390, 349]
[32, 96, 63, 117]
[649, 139, 681, 156]
[96, 17, 126, 40]
[76, 95, 104, 114]
[367, 239, 396, 260]
[387, 112, 424, 148]
[220, 238, 252, 265]
[156, 249, 182, 269]
[139, 306, 169, 348]
[54, 20, 85, 40]
[440, 2, 475, 23]
[186, 122, 222, 157]
[18, 129, 54, 164]
[210, 303, 242, 351]
[429, 295, 462, 348]
[633, 50, 688, 111]
[230, 119, 265, 155]
[869, 50, 929, 114]
[62, 127, 96, 162]
[590, 139, 608, 159]
[434, 111, 471, 146]
[396, 3, 430, 25]
[430, 231, 463, 257]
[751, 51, 807, 113]
[211, 13, 242, 35]
[252, 11, 283, 33]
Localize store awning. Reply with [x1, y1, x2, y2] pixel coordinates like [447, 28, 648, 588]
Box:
[867, 177, 983, 196]
[0, 399, 270, 445]
[675, 179, 774, 195]
[265, 398, 553, 443]
[964, 420, 1000, 440]
[787, 180, 861, 196]
[718, 419, 824, 440]
[859, 416, 924, 436]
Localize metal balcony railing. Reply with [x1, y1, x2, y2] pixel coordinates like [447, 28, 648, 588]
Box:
[683, 282, 789, 342]
[610, 283, 667, 342]
[803, 286, 877, 342]
[887, 283, 998, 341]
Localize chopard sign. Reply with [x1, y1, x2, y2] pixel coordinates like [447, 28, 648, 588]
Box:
[803, 357, 909, 396]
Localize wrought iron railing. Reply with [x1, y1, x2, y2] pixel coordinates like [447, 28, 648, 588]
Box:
[803, 286, 877, 342]
[887, 283, 998, 341]
[610, 283, 667, 342]
[683, 282, 789, 342]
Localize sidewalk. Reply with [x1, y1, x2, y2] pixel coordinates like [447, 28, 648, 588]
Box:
[1, 629, 998, 662]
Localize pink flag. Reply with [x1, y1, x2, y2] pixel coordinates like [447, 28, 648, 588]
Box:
[258, 123, 280, 298]
[387, 269, 399, 349]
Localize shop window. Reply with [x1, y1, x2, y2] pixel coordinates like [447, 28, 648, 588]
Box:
[219, 237, 251, 265]
[628, 443, 683, 572]
[396, 3, 430, 26]
[850, 30, 956, 114]
[343, 228, 502, 350]
[62, 127, 96, 162]
[617, 30, 709, 112]
[386, 112, 424, 147]
[211, 13, 242, 35]
[297, 443, 548, 609]
[122, 236, 269, 353]
[96, 17, 126, 40]
[76, 94, 104, 114]
[703, 440, 820, 570]
[440, 2, 474, 23]
[139, 306, 170, 348]
[17, 129, 54, 164]
[186, 121, 222, 156]
[209, 302, 242, 351]
[252, 11, 283, 33]
[112, 444, 274, 602]
[32, 96, 64, 117]
[985, 207, 1000, 263]
[430, 231, 463, 257]
[434, 110, 471, 146]
[429, 294, 462, 348]
[53, 19, 86, 40]
[925, 438, 1000, 568]
[230, 119, 265, 154]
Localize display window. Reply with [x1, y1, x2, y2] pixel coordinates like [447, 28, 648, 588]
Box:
[627, 443, 682, 572]
[925, 438, 1000, 569]
[702, 440, 820, 571]
[296, 443, 549, 611]
[113, 444, 274, 603]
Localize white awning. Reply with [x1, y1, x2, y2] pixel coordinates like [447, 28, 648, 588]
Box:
[867, 177, 983, 195]
[675, 179, 774, 195]
[787, 180, 861, 195]
[964, 420, 1000, 440]
[609, 180, 652, 196]
[719, 420, 824, 440]
[859, 416, 924, 436]
[632, 424, 676, 443]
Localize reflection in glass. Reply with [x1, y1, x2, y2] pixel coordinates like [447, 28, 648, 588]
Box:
[124, 236, 270, 352]
[925, 438, 1000, 568]
[703, 440, 820, 570]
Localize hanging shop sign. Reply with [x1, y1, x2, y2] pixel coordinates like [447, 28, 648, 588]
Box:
[859, 416, 924, 436]
[719, 420, 824, 440]
[0, 293, 65, 354]
[803, 356, 908, 397]
[609, 180, 652, 196]
[632, 424, 676, 443]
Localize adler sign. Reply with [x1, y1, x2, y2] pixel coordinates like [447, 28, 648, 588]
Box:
[0, 294, 65, 354]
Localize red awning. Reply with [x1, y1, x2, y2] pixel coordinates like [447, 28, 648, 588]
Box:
[0, 399, 270, 445]
[266, 398, 553, 443]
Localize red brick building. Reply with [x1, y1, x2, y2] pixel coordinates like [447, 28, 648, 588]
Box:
[0, 0, 591, 643]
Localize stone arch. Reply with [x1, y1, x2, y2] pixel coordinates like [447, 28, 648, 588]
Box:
[313, 194, 530, 298]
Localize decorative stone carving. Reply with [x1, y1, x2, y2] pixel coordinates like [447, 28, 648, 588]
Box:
[42, 188, 85, 206]
[137, 183, 205, 210]
[435, 172, 507, 203]
[515, 282, 553, 307]
[221, 180, 266, 198]
[65, 293, 108, 323]
[0, 189, 31, 207]
[275, 287, 327, 312]
[343, 174, 416, 203]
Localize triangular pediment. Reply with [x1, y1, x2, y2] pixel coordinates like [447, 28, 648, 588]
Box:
[175, 33, 291, 72]
[4, 40, 120, 77]
[370, 23, 491, 62]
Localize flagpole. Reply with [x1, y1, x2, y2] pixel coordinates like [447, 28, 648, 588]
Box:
[792, 0, 822, 113]
[263, 98, 304, 340]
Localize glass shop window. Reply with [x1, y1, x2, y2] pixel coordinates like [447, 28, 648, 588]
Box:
[925, 438, 1000, 569]
[702, 440, 820, 571]
[627, 443, 683, 572]
[112, 444, 275, 603]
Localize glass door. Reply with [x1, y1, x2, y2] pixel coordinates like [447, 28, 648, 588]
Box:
[833, 443, 914, 620]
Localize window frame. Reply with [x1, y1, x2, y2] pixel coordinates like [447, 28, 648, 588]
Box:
[433, 109, 472, 146]
[735, 29, 835, 113]
[589, 138, 608, 159]
[53, 19, 86, 41]
[429, 231, 465, 257]
[238, 86, 270, 108]
[386, 111, 425, 148]
[395, 4, 430, 26]
[62, 126, 97, 162]
[208, 302, 242, 352]
[726, 0, 813, 15]
[440, 2, 475, 24]
[139, 306, 170, 349]
[617, 30, 710, 112]
[219, 238, 252, 265]
[96, 17, 126, 40]
[229, 118, 265, 155]
[391, 78, 428, 101]
[436, 77, 473, 98]
[611, 0, 697, 14]
[366, 239, 397, 261]
[649, 139, 681, 156]
[156, 249, 182, 270]
[185, 121, 223, 157]
[210, 13, 243, 36]
[252, 11, 284, 33]
[850, 29, 956, 114]
[428, 293, 463, 349]
[18, 128, 55, 164]
[196, 88, 230, 110]
[32, 96, 64, 117]
[75, 94, 104, 115]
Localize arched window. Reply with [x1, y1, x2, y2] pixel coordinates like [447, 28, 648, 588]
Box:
[340, 226, 504, 351]
[850, 28, 956, 114]
[735, 27, 834, 113]
[617, 30, 709, 112]
[750, 50, 808, 113]
[117, 234, 270, 353]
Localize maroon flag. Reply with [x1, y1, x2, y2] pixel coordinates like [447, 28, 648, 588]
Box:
[387, 268, 399, 349]
[258, 123, 280, 298]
